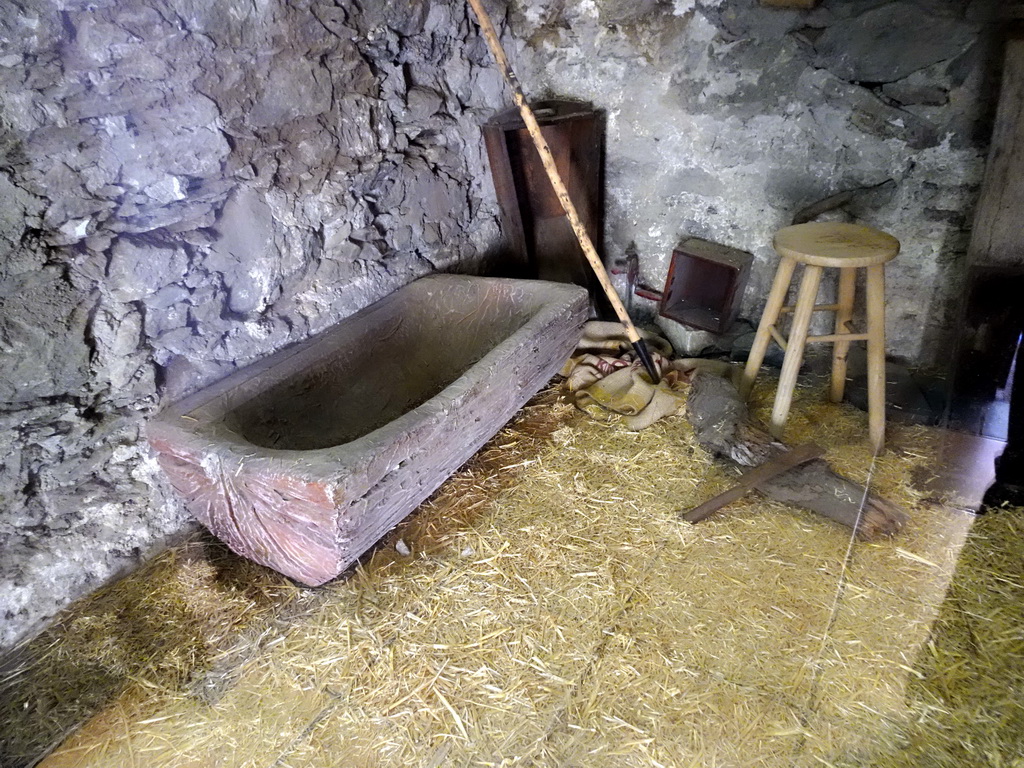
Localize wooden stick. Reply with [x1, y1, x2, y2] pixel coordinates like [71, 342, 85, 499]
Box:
[681, 442, 826, 524]
[465, 0, 660, 382]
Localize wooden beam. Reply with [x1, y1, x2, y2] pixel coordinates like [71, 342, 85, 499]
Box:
[968, 37, 1024, 267]
[760, 0, 819, 8]
[685, 369, 909, 539]
[681, 443, 825, 524]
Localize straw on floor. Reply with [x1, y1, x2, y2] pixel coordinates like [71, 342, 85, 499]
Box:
[4, 378, 1021, 768]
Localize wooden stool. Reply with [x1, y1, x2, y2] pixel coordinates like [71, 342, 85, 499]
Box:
[740, 222, 900, 453]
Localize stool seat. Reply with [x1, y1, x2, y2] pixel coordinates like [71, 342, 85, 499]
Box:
[774, 222, 900, 269]
[741, 223, 900, 453]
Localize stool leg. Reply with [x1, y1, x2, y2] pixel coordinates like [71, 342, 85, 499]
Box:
[829, 267, 857, 403]
[771, 264, 823, 439]
[741, 256, 797, 400]
[866, 263, 887, 453]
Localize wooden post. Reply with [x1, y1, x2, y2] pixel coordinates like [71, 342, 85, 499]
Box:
[968, 36, 1024, 268]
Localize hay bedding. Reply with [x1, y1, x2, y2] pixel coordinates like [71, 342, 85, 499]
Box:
[4, 379, 1021, 767]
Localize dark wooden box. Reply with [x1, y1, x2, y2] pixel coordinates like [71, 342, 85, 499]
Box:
[660, 238, 753, 334]
[482, 100, 603, 296]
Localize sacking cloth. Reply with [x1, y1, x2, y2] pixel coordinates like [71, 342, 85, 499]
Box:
[560, 321, 740, 430]
[560, 322, 682, 430]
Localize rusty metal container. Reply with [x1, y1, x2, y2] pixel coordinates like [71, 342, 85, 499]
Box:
[659, 238, 753, 334]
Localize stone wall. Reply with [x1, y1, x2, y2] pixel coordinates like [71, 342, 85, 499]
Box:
[508, 0, 997, 361]
[0, 0, 1002, 650]
[0, 0, 507, 649]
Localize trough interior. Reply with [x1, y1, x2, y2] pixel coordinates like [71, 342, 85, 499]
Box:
[223, 284, 537, 451]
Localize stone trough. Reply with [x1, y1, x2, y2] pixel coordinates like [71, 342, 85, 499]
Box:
[147, 274, 588, 585]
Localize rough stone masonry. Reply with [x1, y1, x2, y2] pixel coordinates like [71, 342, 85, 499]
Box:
[511, 0, 999, 356]
[0, 0, 507, 649]
[0, 0, 1000, 649]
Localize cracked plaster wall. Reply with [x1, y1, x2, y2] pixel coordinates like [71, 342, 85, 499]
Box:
[0, 0, 508, 649]
[507, 0, 998, 359]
